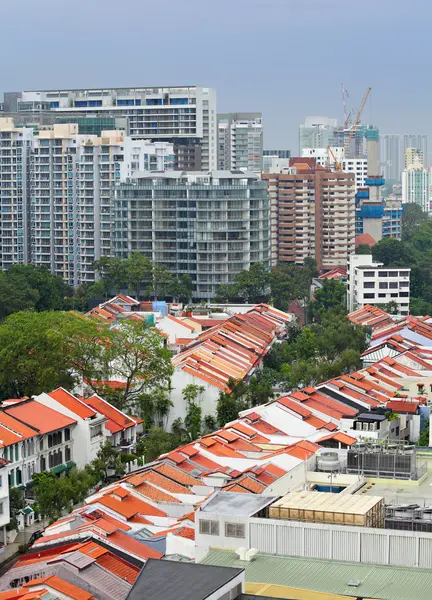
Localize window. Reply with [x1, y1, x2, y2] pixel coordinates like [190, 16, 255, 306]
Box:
[0, 502, 3, 515]
[379, 282, 388, 289]
[225, 523, 246, 539]
[378, 272, 388, 277]
[199, 519, 219, 535]
[65, 428, 71, 442]
[90, 424, 103, 439]
[399, 271, 409, 277]
[364, 293, 375, 299]
[389, 282, 398, 289]
[363, 271, 375, 277]
[363, 282, 374, 289]
[40, 439, 43, 451]
[65, 446, 71, 462]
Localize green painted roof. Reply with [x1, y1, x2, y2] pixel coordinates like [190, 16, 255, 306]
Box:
[201, 549, 432, 600]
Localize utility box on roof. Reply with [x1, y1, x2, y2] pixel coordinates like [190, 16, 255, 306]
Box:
[269, 490, 385, 528]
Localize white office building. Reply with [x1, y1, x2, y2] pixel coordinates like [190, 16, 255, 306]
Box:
[217, 113, 263, 173]
[347, 254, 410, 315]
[402, 158, 431, 214]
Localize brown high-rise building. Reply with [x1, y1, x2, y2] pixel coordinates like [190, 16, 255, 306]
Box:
[263, 158, 355, 270]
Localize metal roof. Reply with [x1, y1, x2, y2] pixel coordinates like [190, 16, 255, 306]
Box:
[201, 492, 277, 516]
[126, 558, 243, 600]
[270, 491, 383, 516]
[201, 549, 432, 600]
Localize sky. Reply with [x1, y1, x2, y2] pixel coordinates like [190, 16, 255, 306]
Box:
[0, 0, 430, 152]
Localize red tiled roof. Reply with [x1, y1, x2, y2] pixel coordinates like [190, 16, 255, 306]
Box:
[97, 553, 139, 583]
[89, 489, 167, 519]
[153, 463, 205, 486]
[386, 400, 419, 414]
[107, 530, 163, 559]
[82, 394, 136, 433]
[23, 576, 92, 600]
[355, 233, 376, 248]
[48, 388, 96, 419]
[4, 400, 76, 434]
[317, 432, 357, 446]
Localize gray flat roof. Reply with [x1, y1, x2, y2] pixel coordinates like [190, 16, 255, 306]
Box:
[201, 549, 432, 600]
[126, 558, 243, 600]
[201, 492, 277, 516]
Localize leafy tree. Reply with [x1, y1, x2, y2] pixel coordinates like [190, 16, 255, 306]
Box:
[355, 244, 372, 255]
[245, 374, 274, 407]
[90, 441, 125, 483]
[384, 300, 399, 315]
[169, 274, 193, 303]
[136, 426, 179, 462]
[310, 280, 346, 320]
[94, 320, 173, 412]
[234, 263, 270, 303]
[203, 414, 217, 433]
[149, 264, 173, 300]
[417, 424, 430, 447]
[0, 311, 107, 400]
[214, 284, 239, 303]
[137, 388, 173, 430]
[93, 256, 127, 297]
[8, 487, 24, 531]
[402, 203, 429, 242]
[5, 264, 72, 312]
[183, 384, 205, 440]
[372, 238, 416, 267]
[125, 252, 153, 299]
[268, 269, 297, 311]
[0, 273, 39, 321]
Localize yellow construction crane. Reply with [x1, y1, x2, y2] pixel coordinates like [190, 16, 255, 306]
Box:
[327, 145, 343, 171]
[344, 87, 372, 157]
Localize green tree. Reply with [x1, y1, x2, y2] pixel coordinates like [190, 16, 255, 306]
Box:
[183, 384, 205, 440]
[203, 414, 217, 433]
[0, 273, 39, 321]
[214, 283, 238, 303]
[90, 441, 125, 483]
[310, 280, 346, 320]
[149, 264, 174, 300]
[0, 311, 107, 400]
[136, 426, 179, 462]
[355, 244, 372, 255]
[234, 263, 270, 303]
[137, 388, 173, 430]
[169, 274, 193, 303]
[8, 487, 24, 531]
[402, 203, 429, 242]
[5, 264, 72, 312]
[384, 300, 399, 315]
[125, 252, 153, 299]
[93, 256, 127, 297]
[95, 319, 173, 412]
[372, 238, 416, 267]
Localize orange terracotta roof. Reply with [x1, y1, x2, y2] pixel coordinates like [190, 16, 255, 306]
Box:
[386, 400, 419, 414]
[317, 432, 357, 446]
[107, 530, 163, 559]
[355, 233, 376, 247]
[97, 553, 139, 584]
[48, 388, 96, 419]
[24, 576, 92, 600]
[82, 394, 136, 433]
[153, 463, 205, 486]
[128, 470, 191, 494]
[174, 526, 195, 540]
[134, 482, 180, 503]
[90, 490, 167, 519]
[4, 401, 76, 434]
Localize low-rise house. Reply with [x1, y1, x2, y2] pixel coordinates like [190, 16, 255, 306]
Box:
[0, 400, 77, 488]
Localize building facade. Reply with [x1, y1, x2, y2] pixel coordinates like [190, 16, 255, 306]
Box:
[4, 86, 217, 170]
[380, 134, 428, 183]
[402, 163, 431, 214]
[0, 118, 33, 271]
[263, 150, 291, 172]
[217, 113, 263, 173]
[112, 171, 270, 299]
[262, 159, 356, 269]
[347, 254, 410, 315]
[299, 116, 337, 154]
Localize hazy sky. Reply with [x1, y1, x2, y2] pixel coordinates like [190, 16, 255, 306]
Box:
[0, 0, 430, 152]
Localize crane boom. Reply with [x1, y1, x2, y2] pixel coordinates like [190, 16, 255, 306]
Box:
[344, 87, 372, 156]
[327, 145, 342, 171]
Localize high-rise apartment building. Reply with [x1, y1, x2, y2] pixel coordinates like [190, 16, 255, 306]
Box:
[402, 162, 431, 214]
[0, 118, 33, 270]
[4, 86, 217, 170]
[217, 113, 263, 172]
[262, 158, 355, 269]
[299, 117, 337, 154]
[380, 134, 428, 182]
[112, 171, 270, 299]
[0, 118, 175, 284]
[301, 148, 368, 192]
[405, 148, 424, 169]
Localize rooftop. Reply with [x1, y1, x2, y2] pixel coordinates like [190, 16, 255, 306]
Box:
[201, 548, 432, 600]
[126, 558, 244, 600]
[201, 492, 277, 516]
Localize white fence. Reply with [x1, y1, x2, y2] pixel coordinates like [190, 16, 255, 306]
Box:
[249, 517, 432, 568]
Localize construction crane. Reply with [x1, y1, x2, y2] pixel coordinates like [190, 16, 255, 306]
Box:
[341, 83, 351, 128]
[327, 145, 343, 171]
[344, 87, 372, 157]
